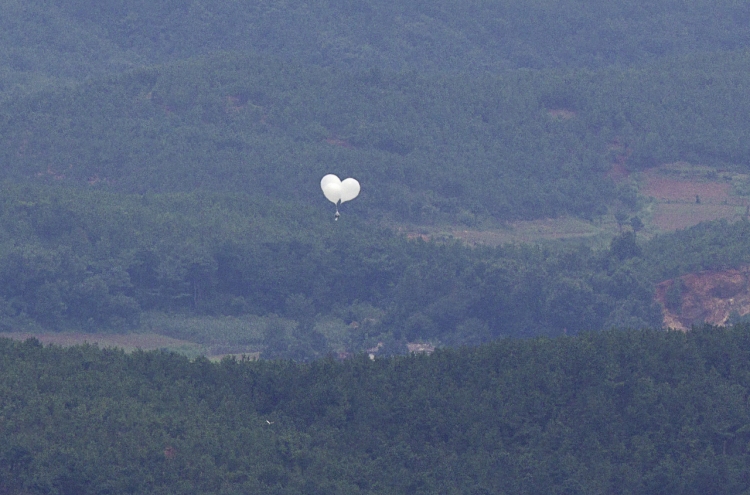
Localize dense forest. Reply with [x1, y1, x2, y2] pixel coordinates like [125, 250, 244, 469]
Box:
[2, 1, 750, 219]
[5, 0, 750, 492]
[1, 0, 750, 225]
[3, 326, 750, 493]
[3, 51, 750, 224]
[2, 0, 750, 84]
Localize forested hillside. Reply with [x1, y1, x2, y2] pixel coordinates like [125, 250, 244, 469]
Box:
[4, 181, 750, 357]
[3, 51, 750, 224]
[2, 0, 749, 90]
[2, 0, 750, 352]
[3, 0, 750, 222]
[6, 3, 750, 491]
[3, 326, 750, 493]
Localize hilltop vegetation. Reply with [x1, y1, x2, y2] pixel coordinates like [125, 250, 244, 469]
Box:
[3, 325, 750, 493]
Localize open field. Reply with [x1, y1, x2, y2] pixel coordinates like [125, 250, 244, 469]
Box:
[643, 178, 731, 201]
[0, 331, 206, 355]
[641, 163, 749, 231]
[0, 313, 282, 358]
[648, 203, 746, 231]
[403, 216, 616, 248]
[0, 330, 265, 361]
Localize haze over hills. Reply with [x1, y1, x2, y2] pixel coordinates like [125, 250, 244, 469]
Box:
[7, 3, 750, 493]
[3, 0, 750, 85]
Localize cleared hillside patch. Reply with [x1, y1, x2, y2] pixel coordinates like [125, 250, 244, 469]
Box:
[641, 163, 749, 231]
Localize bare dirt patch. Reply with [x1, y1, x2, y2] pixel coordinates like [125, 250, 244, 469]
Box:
[607, 162, 630, 182]
[655, 267, 750, 330]
[606, 139, 632, 181]
[643, 171, 732, 202]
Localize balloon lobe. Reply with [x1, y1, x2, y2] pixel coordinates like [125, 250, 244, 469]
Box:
[320, 174, 342, 204]
[340, 178, 360, 203]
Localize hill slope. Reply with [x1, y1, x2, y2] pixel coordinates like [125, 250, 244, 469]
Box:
[3, 326, 750, 493]
[2, 0, 750, 91]
[3, 51, 750, 224]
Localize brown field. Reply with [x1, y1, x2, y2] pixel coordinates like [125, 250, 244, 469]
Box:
[641, 164, 749, 231]
[649, 203, 745, 231]
[642, 173, 733, 202]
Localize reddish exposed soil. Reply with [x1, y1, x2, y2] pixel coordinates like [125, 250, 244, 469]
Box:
[645, 166, 750, 329]
[606, 139, 632, 182]
[655, 267, 750, 330]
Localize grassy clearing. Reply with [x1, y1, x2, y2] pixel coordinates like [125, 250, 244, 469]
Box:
[0, 312, 367, 360]
[459, 217, 613, 246]
[0, 331, 205, 355]
[0, 313, 290, 358]
[648, 203, 745, 231]
[139, 312, 293, 356]
[396, 215, 620, 249]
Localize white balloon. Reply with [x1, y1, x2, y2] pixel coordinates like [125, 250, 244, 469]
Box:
[321, 174, 340, 190]
[321, 174, 342, 204]
[322, 182, 342, 204]
[321, 174, 360, 209]
[340, 178, 360, 203]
